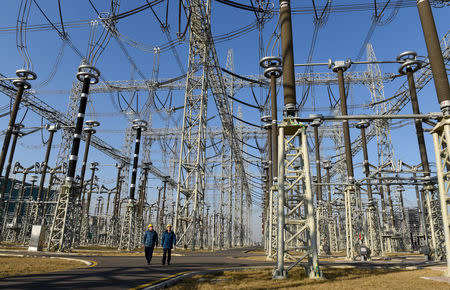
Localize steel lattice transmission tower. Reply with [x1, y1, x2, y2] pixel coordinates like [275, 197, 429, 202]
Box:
[174, 0, 250, 249]
[365, 43, 390, 254]
[174, 0, 211, 249]
[365, 44, 396, 172]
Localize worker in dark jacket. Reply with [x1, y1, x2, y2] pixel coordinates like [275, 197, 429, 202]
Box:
[142, 224, 158, 265]
[161, 224, 176, 265]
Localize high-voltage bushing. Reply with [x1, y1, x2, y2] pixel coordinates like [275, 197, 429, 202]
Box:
[0, 70, 36, 178]
[329, 59, 361, 260]
[261, 56, 282, 260]
[0, 71, 34, 239]
[47, 64, 99, 252]
[397, 51, 445, 260]
[119, 119, 147, 251]
[156, 176, 169, 232]
[416, 0, 450, 114]
[278, 0, 297, 116]
[273, 117, 321, 280]
[0, 123, 24, 238]
[261, 117, 275, 260]
[72, 120, 99, 247]
[33, 124, 60, 225]
[80, 162, 99, 246]
[416, 0, 450, 275]
[356, 120, 381, 257]
[79, 120, 100, 202]
[262, 121, 277, 260]
[311, 116, 331, 255]
[261, 56, 282, 180]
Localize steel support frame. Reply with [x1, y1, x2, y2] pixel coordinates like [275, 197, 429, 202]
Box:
[431, 119, 450, 273]
[273, 119, 320, 279]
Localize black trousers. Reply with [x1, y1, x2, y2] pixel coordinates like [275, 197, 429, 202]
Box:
[162, 248, 171, 264]
[145, 246, 154, 263]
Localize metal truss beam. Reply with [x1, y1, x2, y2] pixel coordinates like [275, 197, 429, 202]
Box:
[0, 75, 177, 187]
[31, 71, 395, 95]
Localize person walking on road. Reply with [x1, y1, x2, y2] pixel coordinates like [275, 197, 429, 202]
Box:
[142, 224, 158, 265]
[161, 224, 176, 265]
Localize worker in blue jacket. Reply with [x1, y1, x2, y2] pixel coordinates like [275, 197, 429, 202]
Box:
[142, 224, 158, 265]
[161, 224, 176, 265]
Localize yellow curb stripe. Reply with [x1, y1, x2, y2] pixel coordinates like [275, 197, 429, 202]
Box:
[129, 271, 191, 290]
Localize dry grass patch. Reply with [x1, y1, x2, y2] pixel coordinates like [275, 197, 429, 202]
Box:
[171, 267, 449, 289]
[0, 256, 86, 278]
[72, 250, 146, 256]
[0, 242, 27, 251]
[232, 254, 342, 262]
[385, 252, 424, 257]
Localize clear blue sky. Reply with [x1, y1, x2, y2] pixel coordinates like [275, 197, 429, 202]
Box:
[0, 1, 448, 241]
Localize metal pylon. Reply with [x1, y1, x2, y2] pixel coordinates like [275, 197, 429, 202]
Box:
[365, 43, 393, 254]
[174, 0, 211, 250]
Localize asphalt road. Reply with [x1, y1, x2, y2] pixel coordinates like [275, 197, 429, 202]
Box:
[0, 247, 440, 290]
[0, 247, 271, 290]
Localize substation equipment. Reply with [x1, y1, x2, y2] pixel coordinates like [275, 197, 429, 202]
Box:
[0, 0, 449, 280]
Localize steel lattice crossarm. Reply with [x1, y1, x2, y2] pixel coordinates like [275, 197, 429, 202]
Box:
[31, 71, 395, 95]
[0, 74, 178, 188]
[140, 126, 266, 140]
